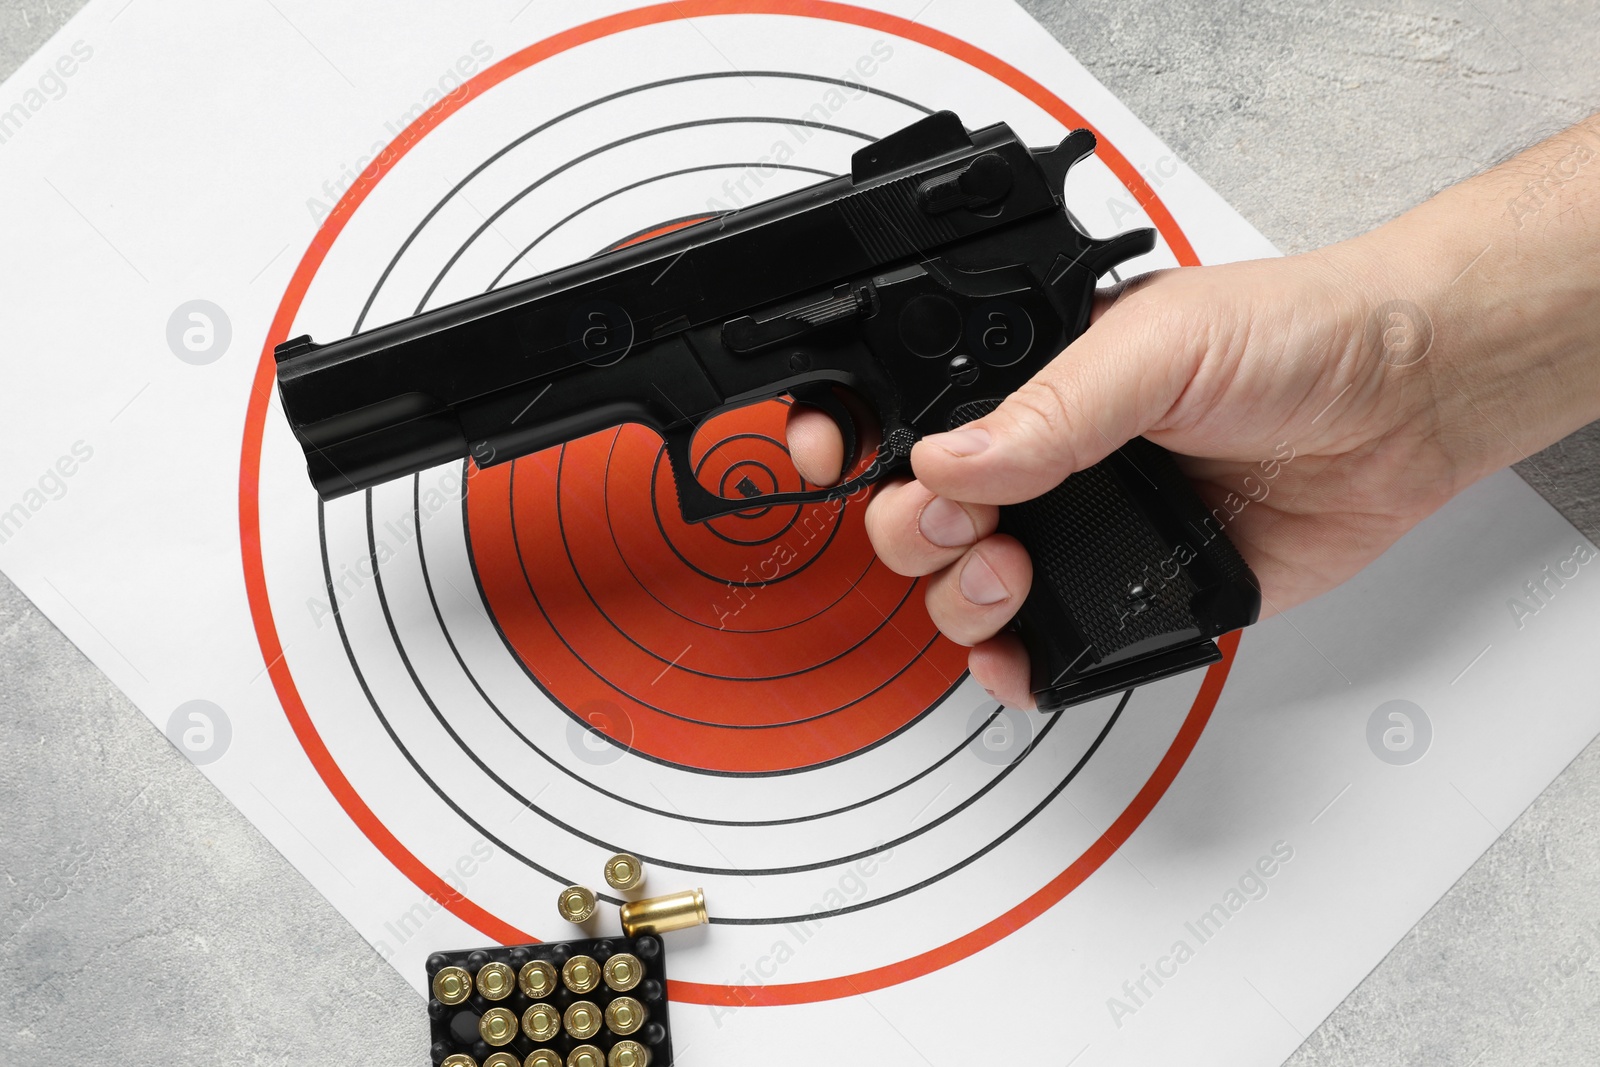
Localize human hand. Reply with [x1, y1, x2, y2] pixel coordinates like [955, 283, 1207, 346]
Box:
[789, 247, 1454, 707]
[787, 115, 1600, 708]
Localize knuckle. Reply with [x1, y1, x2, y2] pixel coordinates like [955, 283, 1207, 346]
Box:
[924, 583, 983, 647]
[925, 550, 1025, 646]
[968, 501, 1001, 540]
[878, 541, 937, 577]
[990, 534, 1033, 600]
[863, 487, 934, 576]
[969, 637, 1034, 709]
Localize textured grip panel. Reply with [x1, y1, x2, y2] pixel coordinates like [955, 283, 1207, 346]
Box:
[947, 397, 1238, 703]
[1118, 435, 1257, 604]
[950, 398, 1198, 659]
[1001, 450, 1199, 655]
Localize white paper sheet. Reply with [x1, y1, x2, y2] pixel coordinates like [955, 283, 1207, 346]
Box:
[3, 2, 1599, 1064]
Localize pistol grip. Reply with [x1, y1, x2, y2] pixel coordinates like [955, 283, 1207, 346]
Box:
[948, 400, 1260, 711]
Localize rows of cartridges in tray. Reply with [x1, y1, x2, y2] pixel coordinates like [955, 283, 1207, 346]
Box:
[428, 853, 705, 1067]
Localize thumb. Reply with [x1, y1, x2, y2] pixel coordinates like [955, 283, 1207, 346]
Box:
[909, 298, 1199, 505]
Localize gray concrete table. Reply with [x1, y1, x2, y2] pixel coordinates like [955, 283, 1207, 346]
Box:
[3, 1, 1598, 1063]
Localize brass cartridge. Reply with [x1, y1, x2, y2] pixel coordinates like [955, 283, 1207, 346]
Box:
[601, 952, 643, 992]
[522, 1003, 562, 1043]
[478, 1007, 519, 1047]
[608, 1041, 651, 1067]
[518, 958, 557, 999]
[562, 954, 601, 994]
[556, 884, 598, 923]
[563, 1000, 602, 1040]
[603, 996, 646, 1036]
[432, 966, 473, 1005]
[603, 853, 646, 891]
[475, 961, 515, 1001]
[619, 888, 707, 936]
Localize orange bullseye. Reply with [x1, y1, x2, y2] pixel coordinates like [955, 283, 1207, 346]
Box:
[465, 399, 968, 772]
[461, 211, 966, 772]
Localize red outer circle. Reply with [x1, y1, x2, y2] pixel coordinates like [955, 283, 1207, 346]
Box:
[237, 0, 1231, 1006]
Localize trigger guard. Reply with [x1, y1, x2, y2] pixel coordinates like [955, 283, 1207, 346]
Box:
[666, 429, 908, 524]
[789, 383, 861, 480]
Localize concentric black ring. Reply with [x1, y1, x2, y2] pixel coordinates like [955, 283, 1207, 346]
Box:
[422, 473, 1028, 826]
[302, 66, 1142, 926]
[332, 485, 1132, 914]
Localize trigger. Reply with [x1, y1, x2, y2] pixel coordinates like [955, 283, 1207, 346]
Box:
[790, 383, 860, 481]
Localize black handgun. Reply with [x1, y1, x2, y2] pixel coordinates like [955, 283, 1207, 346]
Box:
[274, 111, 1260, 711]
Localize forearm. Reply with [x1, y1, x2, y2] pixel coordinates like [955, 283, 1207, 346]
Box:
[1357, 113, 1600, 489]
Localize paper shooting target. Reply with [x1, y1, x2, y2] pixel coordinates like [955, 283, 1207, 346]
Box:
[240, 0, 1241, 1005]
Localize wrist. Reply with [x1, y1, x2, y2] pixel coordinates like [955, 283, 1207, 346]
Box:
[1360, 116, 1600, 490]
